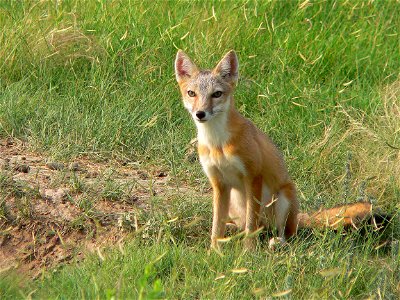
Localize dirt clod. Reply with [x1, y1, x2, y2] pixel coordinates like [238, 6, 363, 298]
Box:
[0, 158, 9, 170]
[14, 164, 30, 173]
[85, 171, 98, 178]
[46, 162, 65, 170]
[137, 170, 148, 179]
[157, 171, 167, 177]
[126, 195, 139, 204]
[69, 162, 81, 171]
[40, 188, 69, 203]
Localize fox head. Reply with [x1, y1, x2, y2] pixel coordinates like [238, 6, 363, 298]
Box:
[174, 50, 239, 124]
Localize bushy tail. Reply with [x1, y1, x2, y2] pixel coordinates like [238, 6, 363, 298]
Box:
[297, 202, 391, 232]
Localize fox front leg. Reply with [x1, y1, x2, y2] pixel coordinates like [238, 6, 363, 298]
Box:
[210, 181, 230, 250]
[244, 179, 260, 250]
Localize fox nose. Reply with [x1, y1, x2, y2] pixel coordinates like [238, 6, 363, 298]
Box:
[195, 111, 206, 120]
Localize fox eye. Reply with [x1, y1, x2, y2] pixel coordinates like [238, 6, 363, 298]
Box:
[212, 91, 223, 98]
[187, 90, 196, 97]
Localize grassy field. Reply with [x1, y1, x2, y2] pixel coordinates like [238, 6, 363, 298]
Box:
[1, 0, 399, 298]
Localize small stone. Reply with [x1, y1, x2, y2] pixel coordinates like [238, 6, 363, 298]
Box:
[0, 159, 9, 170]
[9, 157, 18, 165]
[126, 195, 139, 204]
[40, 188, 69, 203]
[69, 162, 80, 171]
[137, 171, 148, 180]
[14, 164, 30, 173]
[85, 171, 98, 178]
[46, 162, 65, 170]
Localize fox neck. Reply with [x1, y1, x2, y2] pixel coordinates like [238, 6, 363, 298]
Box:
[195, 98, 234, 148]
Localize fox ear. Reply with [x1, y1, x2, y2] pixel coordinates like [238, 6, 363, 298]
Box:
[175, 50, 198, 82]
[214, 50, 239, 84]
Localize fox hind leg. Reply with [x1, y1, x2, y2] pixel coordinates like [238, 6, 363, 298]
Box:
[270, 182, 298, 248]
[281, 182, 298, 238]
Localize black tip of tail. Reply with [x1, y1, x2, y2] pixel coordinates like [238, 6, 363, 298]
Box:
[359, 213, 393, 235]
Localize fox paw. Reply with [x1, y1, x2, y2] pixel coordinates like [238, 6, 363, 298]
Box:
[268, 237, 287, 250]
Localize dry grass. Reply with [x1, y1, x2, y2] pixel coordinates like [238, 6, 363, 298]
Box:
[307, 80, 400, 209]
[35, 26, 102, 64]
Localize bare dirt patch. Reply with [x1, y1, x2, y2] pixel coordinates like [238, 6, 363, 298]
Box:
[0, 138, 195, 278]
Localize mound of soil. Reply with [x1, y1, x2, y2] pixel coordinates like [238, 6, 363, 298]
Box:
[0, 138, 187, 278]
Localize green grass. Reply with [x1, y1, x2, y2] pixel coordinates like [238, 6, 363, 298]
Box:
[0, 0, 399, 298]
[1, 196, 399, 299]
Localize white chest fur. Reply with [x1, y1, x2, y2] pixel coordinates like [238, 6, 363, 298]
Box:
[199, 152, 246, 188]
[195, 106, 246, 187]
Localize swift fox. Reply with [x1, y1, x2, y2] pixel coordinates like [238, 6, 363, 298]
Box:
[175, 50, 298, 249]
[174, 50, 390, 249]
